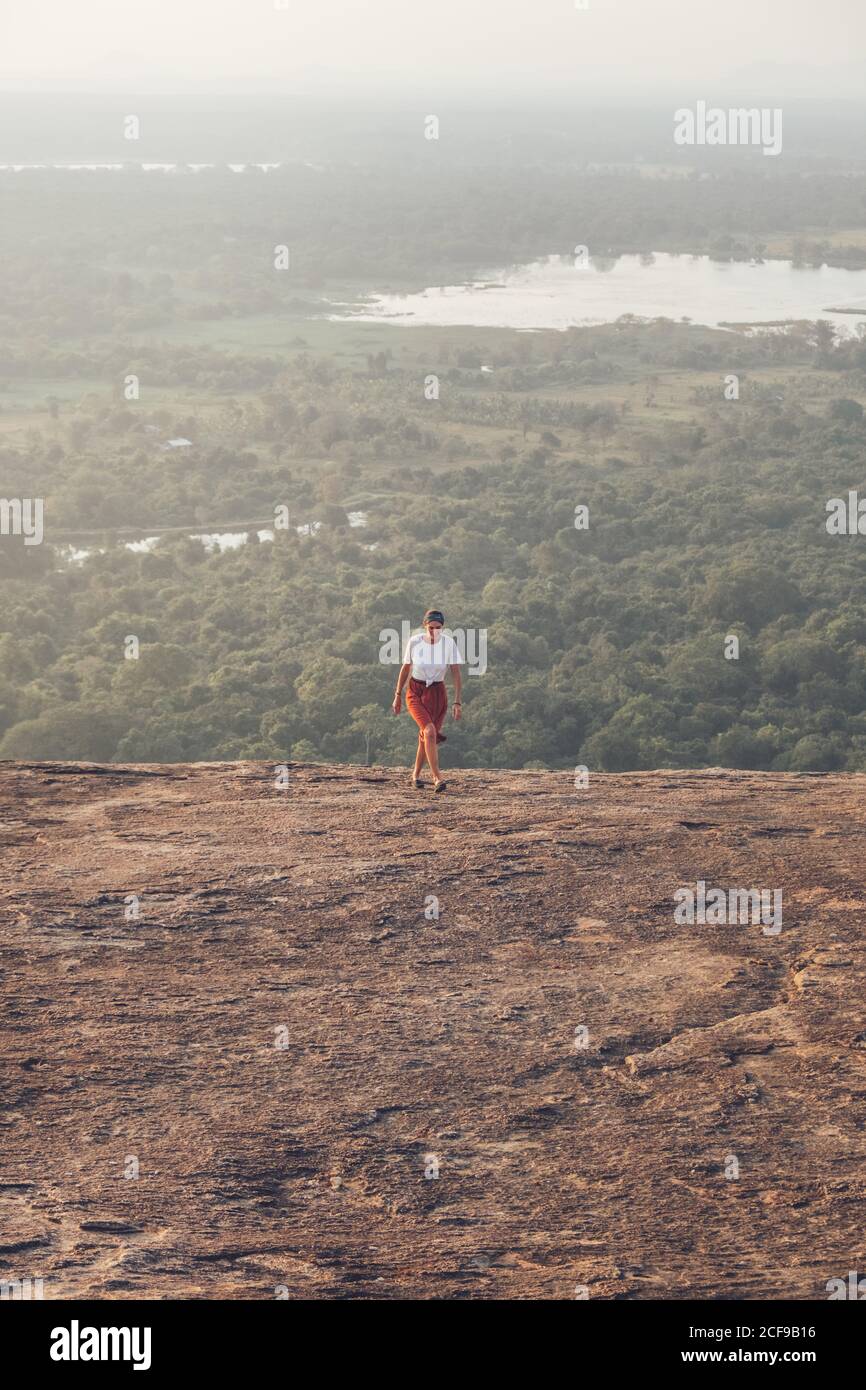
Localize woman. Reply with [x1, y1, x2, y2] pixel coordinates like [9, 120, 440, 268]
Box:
[392, 608, 462, 791]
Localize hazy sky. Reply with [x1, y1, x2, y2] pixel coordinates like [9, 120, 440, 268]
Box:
[2, 0, 864, 99]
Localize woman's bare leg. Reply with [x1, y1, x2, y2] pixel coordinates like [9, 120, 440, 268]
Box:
[422, 723, 442, 782]
[412, 741, 427, 781]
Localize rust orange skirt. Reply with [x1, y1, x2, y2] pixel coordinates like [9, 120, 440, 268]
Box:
[406, 677, 448, 745]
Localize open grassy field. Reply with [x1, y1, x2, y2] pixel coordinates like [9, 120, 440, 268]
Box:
[2, 317, 861, 450]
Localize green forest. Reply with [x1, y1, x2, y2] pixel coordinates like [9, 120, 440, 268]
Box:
[3, 135, 866, 771]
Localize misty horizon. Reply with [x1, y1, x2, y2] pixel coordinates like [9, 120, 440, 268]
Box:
[2, 0, 864, 101]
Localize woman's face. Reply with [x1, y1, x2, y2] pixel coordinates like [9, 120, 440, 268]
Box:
[425, 621, 443, 641]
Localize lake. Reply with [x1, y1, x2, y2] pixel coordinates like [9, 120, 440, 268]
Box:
[329, 252, 866, 335]
[55, 512, 369, 566]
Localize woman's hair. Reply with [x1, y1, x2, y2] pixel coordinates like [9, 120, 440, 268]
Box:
[422, 609, 445, 625]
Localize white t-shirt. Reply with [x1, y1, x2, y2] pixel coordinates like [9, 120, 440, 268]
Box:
[403, 631, 463, 685]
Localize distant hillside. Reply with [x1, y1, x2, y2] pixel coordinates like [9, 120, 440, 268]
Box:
[1, 760, 864, 1299]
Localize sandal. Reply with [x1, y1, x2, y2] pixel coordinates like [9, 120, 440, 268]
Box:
[411, 778, 425, 789]
[433, 780, 447, 793]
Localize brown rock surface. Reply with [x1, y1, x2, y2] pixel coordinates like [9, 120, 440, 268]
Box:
[1, 760, 865, 1300]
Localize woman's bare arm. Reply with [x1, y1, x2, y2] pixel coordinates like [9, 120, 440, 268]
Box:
[450, 663, 462, 718]
[392, 662, 411, 712]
